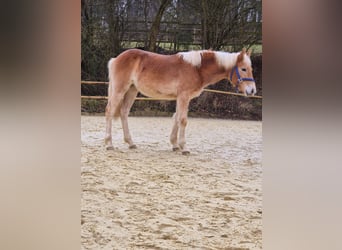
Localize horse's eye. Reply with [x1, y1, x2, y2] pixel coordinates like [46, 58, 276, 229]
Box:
[241, 68, 247, 72]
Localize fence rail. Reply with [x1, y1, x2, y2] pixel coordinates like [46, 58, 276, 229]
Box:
[81, 81, 262, 100]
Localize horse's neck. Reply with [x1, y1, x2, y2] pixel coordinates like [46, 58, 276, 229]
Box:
[198, 52, 237, 87]
[199, 64, 231, 87]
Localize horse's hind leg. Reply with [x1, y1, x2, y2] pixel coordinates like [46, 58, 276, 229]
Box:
[170, 112, 180, 151]
[105, 99, 121, 149]
[105, 88, 126, 150]
[120, 85, 138, 149]
[105, 103, 117, 150]
[105, 78, 114, 149]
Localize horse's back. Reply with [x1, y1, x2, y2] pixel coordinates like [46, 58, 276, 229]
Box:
[109, 49, 201, 98]
[113, 49, 182, 79]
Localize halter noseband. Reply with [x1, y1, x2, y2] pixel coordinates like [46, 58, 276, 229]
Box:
[229, 66, 255, 92]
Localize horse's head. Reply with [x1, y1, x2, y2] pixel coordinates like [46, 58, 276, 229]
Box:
[229, 48, 256, 96]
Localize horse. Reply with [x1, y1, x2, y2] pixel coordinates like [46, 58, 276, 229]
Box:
[105, 48, 256, 154]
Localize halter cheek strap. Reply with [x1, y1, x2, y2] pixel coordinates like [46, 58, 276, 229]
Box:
[229, 66, 255, 92]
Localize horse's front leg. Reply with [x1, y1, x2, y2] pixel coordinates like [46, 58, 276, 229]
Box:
[176, 96, 190, 155]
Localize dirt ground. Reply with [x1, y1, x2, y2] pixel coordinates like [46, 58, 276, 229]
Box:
[81, 115, 262, 250]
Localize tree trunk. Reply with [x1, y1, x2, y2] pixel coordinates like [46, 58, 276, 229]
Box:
[148, 0, 171, 52]
[143, 0, 149, 47]
[201, 0, 209, 49]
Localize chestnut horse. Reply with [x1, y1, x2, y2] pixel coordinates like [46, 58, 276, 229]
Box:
[105, 48, 256, 154]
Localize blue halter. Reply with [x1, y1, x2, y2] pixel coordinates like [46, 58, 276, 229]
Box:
[229, 66, 255, 92]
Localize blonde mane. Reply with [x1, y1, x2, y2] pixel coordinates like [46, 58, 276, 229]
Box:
[213, 51, 239, 69]
[178, 50, 246, 70]
[178, 50, 205, 67]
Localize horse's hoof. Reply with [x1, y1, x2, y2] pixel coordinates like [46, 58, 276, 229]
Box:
[172, 147, 180, 151]
[129, 144, 137, 149]
[182, 150, 190, 155]
[106, 145, 114, 150]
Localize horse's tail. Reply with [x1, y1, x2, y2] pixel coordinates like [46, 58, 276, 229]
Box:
[107, 57, 116, 95]
[107, 57, 121, 119]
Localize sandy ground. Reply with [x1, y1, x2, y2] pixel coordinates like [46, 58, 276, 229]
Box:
[81, 115, 262, 250]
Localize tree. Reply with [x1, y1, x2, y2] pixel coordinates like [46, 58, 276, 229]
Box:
[147, 0, 172, 51]
[81, 0, 262, 81]
[81, 0, 131, 80]
[199, 0, 262, 50]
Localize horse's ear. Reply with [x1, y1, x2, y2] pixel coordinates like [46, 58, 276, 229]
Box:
[242, 47, 247, 53]
[247, 49, 252, 57]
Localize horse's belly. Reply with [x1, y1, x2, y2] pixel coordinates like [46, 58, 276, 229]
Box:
[134, 82, 177, 99]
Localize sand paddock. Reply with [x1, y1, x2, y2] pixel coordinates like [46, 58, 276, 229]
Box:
[81, 116, 262, 250]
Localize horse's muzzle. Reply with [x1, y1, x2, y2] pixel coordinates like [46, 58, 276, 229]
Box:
[245, 85, 257, 96]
